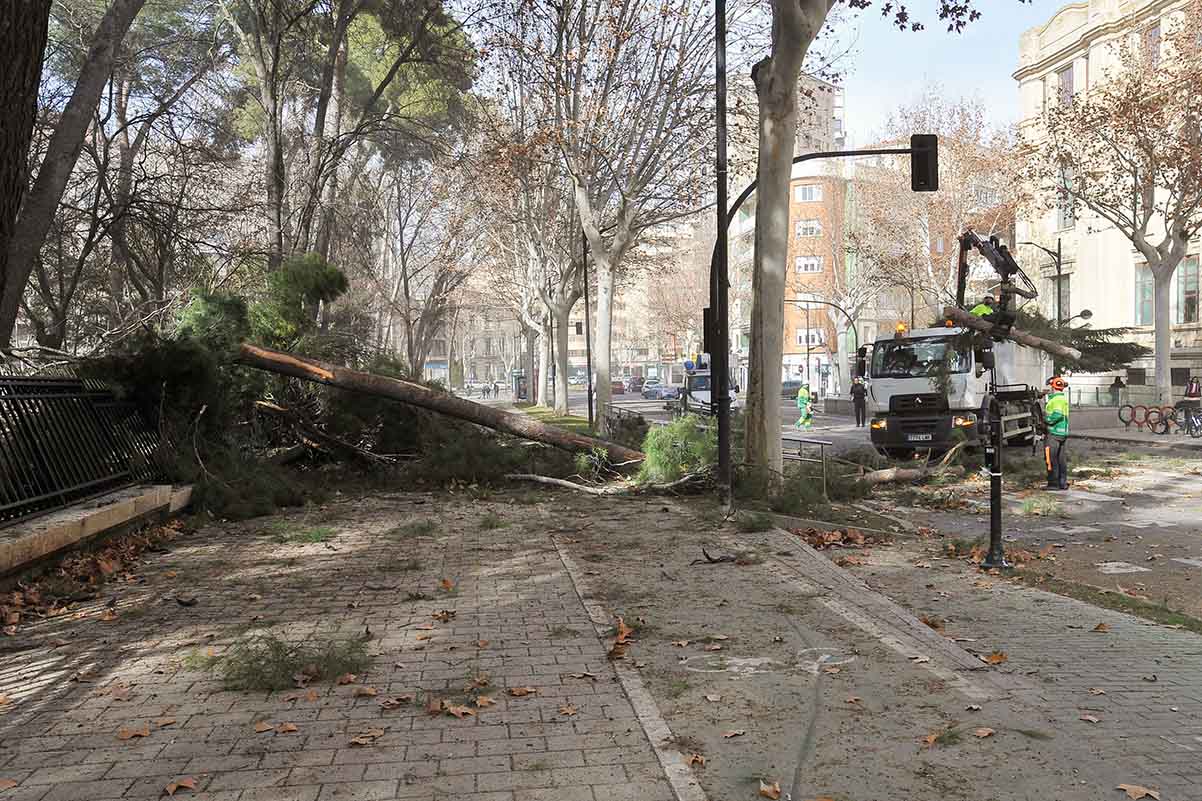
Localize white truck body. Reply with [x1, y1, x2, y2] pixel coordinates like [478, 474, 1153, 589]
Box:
[866, 327, 1049, 454]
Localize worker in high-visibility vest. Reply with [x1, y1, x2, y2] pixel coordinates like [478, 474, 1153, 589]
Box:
[795, 383, 813, 430]
[969, 296, 996, 317]
[1044, 376, 1070, 491]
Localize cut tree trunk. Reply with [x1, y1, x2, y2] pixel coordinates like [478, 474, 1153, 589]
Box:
[1153, 271, 1172, 405]
[236, 343, 643, 464]
[594, 264, 614, 433]
[942, 307, 1082, 360]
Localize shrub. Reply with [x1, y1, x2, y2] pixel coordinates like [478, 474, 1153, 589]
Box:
[637, 414, 716, 484]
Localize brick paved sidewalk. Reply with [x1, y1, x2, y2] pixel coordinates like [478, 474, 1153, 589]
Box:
[0, 493, 676, 801]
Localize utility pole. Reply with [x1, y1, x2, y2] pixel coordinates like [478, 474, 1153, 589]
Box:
[712, 0, 731, 499]
[804, 302, 811, 386]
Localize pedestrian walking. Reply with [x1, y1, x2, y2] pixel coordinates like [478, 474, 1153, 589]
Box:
[794, 382, 813, 431]
[1109, 376, 1126, 407]
[483, 384, 491, 399]
[493, 381, 499, 398]
[851, 377, 867, 427]
[1044, 376, 1070, 491]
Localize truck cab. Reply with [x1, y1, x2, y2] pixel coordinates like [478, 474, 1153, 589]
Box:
[865, 326, 1048, 457]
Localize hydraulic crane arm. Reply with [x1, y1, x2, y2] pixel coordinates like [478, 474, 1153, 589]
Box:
[955, 229, 1038, 310]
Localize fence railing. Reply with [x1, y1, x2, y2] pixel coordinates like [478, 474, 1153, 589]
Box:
[0, 377, 166, 528]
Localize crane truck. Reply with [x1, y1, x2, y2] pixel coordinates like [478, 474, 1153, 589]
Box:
[860, 231, 1052, 457]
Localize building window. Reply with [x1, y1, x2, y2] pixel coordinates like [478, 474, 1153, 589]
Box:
[1142, 21, 1161, 66]
[574, 321, 584, 335]
[1172, 367, 1190, 386]
[1128, 367, 1146, 385]
[796, 328, 825, 346]
[431, 339, 447, 356]
[1135, 264, 1154, 326]
[795, 256, 823, 274]
[1057, 63, 1074, 105]
[1056, 167, 1076, 230]
[796, 219, 822, 238]
[1051, 275, 1070, 322]
[1178, 256, 1199, 324]
[483, 338, 493, 355]
[794, 184, 823, 202]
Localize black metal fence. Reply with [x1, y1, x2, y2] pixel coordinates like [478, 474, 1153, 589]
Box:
[0, 377, 166, 528]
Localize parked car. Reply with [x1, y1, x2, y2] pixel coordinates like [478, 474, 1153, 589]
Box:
[624, 376, 645, 392]
[611, 379, 626, 395]
[781, 380, 803, 399]
[642, 383, 680, 400]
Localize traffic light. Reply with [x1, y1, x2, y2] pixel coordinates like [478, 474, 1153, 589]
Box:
[910, 134, 938, 192]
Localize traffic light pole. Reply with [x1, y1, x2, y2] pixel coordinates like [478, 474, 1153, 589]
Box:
[709, 140, 936, 498]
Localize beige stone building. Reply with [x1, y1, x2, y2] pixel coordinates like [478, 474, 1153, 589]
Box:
[1014, 0, 1201, 402]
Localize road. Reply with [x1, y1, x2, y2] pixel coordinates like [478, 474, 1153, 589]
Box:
[576, 389, 873, 452]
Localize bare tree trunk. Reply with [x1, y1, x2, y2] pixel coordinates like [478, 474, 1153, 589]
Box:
[0, 0, 146, 350]
[524, 325, 536, 401]
[553, 305, 572, 414]
[594, 263, 614, 431]
[264, 100, 286, 269]
[537, 319, 552, 406]
[744, 0, 829, 477]
[943, 307, 1082, 360]
[1153, 269, 1172, 405]
[237, 343, 644, 464]
[0, 1, 51, 352]
[315, 39, 346, 260]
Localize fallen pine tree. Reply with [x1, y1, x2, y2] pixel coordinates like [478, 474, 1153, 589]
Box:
[235, 343, 644, 465]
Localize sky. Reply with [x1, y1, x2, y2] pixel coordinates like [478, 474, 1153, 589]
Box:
[828, 0, 1069, 143]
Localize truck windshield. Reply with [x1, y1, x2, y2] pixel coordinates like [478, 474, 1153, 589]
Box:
[687, 374, 711, 391]
[871, 337, 969, 378]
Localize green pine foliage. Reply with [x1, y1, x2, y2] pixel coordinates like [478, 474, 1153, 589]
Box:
[637, 414, 716, 484]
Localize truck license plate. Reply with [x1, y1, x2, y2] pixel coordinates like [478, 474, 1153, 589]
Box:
[906, 433, 933, 442]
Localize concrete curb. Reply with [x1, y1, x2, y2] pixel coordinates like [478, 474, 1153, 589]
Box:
[0, 484, 192, 577]
[553, 537, 709, 801]
[1069, 431, 1202, 451]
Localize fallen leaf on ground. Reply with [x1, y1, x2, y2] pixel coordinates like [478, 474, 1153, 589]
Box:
[439, 578, 455, 592]
[415, 634, 432, 641]
[607, 641, 627, 660]
[433, 610, 456, 622]
[1142, 674, 1158, 682]
[1092, 622, 1111, 633]
[0, 779, 18, 791]
[508, 687, 538, 697]
[1116, 784, 1160, 800]
[1089, 687, 1107, 696]
[117, 724, 150, 740]
[705, 694, 722, 702]
[707, 634, 729, 641]
[1080, 714, 1100, 723]
[109, 685, 132, 701]
[822, 666, 840, 674]
[476, 639, 489, 648]
[685, 753, 705, 767]
[154, 717, 177, 727]
[615, 617, 635, 644]
[759, 779, 781, 799]
[336, 673, 357, 685]
[304, 689, 319, 702]
[415, 623, 436, 631]
[909, 655, 930, 664]
[845, 696, 862, 705]
[254, 721, 274, 733]
[984, 651, 1008, 665]
[425, 697, 443, 716]
[99, 609, 118, 622]
[965, 705, 981, 712]
[973, 727, 995, 738]
[379, 695, 414, 710]
[349, 728, 386, 746]
[920, 733, 938, 747]
[569, 672, 597, 680]
[671, 640, 690, 647]
[469, 674, 491, 688]
[276, 722, 299, 734]
[474, 695, 495, 708]
[164, 777, 197, 796]
[0, 694, 9, 705]
[353, 686, 378, 698]
[445, 704, 475, 719]
[704, 644, 723, 652]
[722, 730, 745, 738]
[920, 616, 944, 632]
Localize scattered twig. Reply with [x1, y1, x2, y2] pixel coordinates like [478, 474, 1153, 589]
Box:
[690, 546, 737, 566]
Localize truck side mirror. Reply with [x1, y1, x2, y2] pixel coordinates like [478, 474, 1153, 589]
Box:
[855, 346, 867, 378]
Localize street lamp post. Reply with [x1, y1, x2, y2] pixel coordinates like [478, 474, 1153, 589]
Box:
[1021, 239, 1063, 326]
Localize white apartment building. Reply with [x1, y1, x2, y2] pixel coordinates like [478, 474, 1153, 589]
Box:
[1014, 0, 1201, 401]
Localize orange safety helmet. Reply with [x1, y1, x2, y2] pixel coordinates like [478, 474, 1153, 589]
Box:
[1047, 376, 1068, 392]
